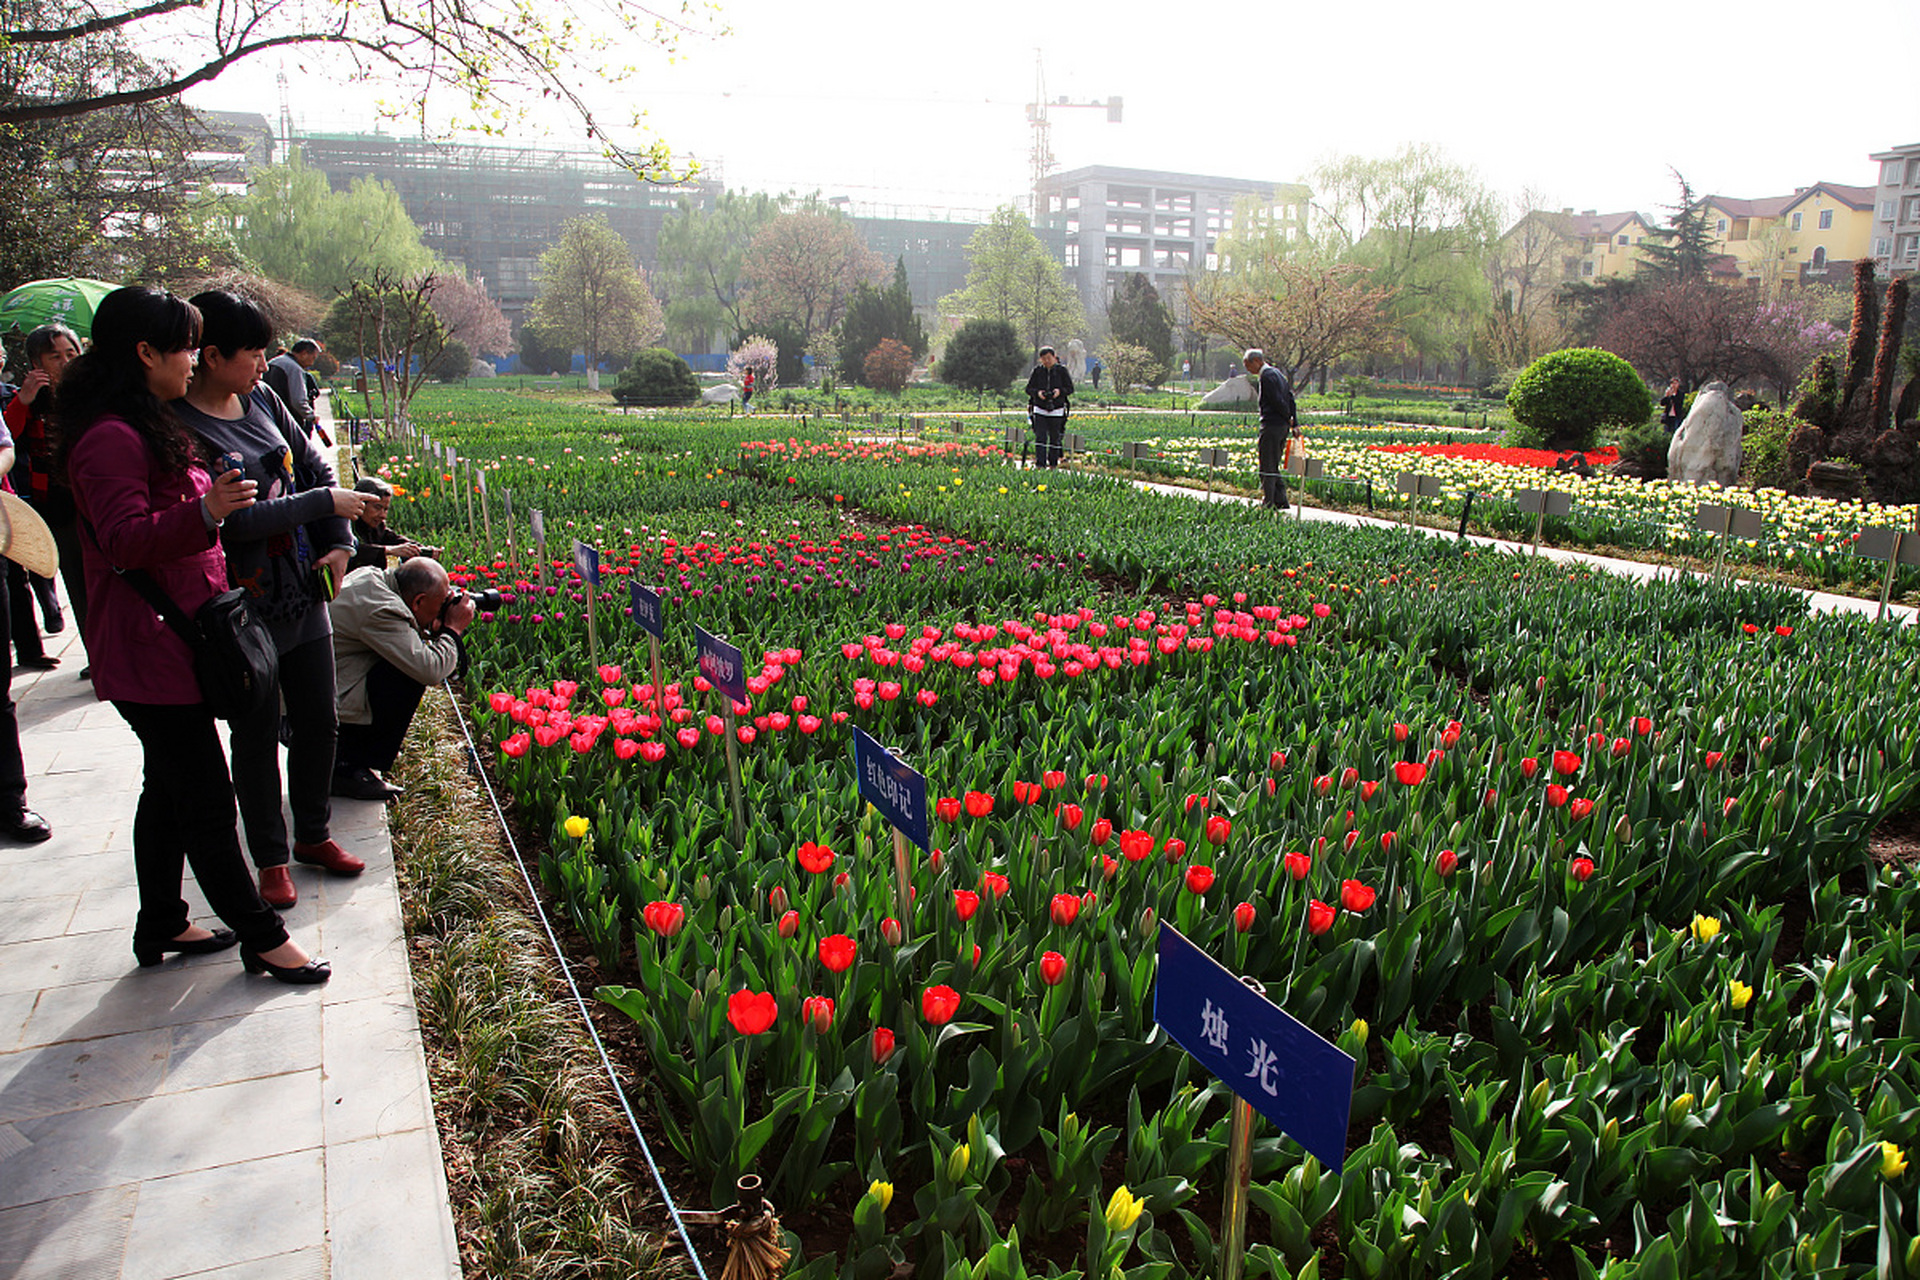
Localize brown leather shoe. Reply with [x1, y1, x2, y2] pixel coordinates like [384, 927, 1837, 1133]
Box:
[293, 838, 366, 877]
[259, 865, 298, 909]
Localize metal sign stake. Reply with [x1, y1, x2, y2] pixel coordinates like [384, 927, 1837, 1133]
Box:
[892, 828, 912, 937]
[1217, 973, 1266, 1280]
[462, 459, 476, 537]
[721, 702, 747, 849]
[1879, 530, 1904, 622]
[1715, 508, 1733, 580]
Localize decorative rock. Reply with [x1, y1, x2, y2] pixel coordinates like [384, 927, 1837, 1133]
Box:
[702, 383, 741, 405]
[1667, 382, 1743, 484]
[1065, 338, 1087, 380]
[1201, 374, 1256, 405]
[1804, 459, 1864, 500]
[469, 360, 496, 378]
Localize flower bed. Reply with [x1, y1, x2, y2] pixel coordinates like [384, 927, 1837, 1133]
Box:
[1371, 442, 1621, 470]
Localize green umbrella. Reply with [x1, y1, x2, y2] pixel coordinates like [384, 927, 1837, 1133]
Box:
[0, 276, 120, 339]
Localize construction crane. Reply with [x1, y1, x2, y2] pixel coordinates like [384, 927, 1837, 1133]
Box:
[1026, 52, 1121, 221]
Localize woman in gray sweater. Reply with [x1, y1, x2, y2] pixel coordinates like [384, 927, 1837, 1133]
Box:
[172, 291, 370, 910]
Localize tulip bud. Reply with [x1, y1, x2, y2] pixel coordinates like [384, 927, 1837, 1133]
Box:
[717, 905, 733, 933]
[1103, 1185, 1146, 1233]
[1298, 1156, 1321, 1196]
[704, 968, 721, 996]
[867, 1180, 894, 1212]
[1770, 788, 1786, 812]
[945, 1143, 971, 1183]
[1702, 1078, 1721, 1108]
[694, 873, 712, 901]
[880, 917, 903, 946]
[1906, 1238, 1920, 1276]
[1351, 1017, 1368, 1045]
[1614, 813, 1632, 844]
[1138, 906, 1156, 936]
[1796, 1237, 1818, 1272]
[768, 885, 789, 914]
[777, 909, 798, 938]
[1599, 1118, 1619, 1157]
[687, 989, 704, 1020]
[1665, 1092, 1695, 1126]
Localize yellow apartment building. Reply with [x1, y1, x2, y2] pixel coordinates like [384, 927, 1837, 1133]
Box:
[1696, 184, 1874, 294]
[1499, 208, 1659, 282]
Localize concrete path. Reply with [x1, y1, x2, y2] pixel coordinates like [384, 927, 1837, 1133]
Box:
[0, 627, 459, 1278]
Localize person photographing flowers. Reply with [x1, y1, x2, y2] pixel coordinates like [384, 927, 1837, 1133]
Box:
[170, 290, 369, 911]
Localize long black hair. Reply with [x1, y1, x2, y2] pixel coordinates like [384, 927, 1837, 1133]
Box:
[53, 287, 203, 480]
[188, 289, 272, 360]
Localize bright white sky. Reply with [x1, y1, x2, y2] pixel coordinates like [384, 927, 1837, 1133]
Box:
[186, 0, 1920, 227]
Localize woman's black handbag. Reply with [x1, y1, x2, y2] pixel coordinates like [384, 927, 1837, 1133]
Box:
[119, 572, 280, 722]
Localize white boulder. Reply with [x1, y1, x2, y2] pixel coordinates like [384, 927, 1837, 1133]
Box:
[1066, 338, 1087, 380]
[1201, 374, 1256, 405]
[1667, 381, 1743, 485]
[702, 383, 741, 405]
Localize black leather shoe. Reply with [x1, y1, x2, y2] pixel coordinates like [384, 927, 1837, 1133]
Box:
[2, 810, 52, 843]
[134, 928, 238, 968]
[240, 946, 332, 985]
[18, 655, 57, 670]
[331, 767, 400, 801]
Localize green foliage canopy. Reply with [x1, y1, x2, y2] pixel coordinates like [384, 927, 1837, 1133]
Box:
[1506, 347, 1653, 450]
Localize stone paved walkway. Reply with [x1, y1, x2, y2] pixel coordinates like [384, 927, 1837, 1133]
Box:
[0, 625, 459, 1279]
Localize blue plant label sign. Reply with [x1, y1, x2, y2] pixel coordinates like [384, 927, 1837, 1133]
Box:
[572, 539, 600, 586]
[1153, 922, 1354, 1172]
[851, 726, 929, 851]
[629, 581, 664, 640]
[694, 625, 747, 704]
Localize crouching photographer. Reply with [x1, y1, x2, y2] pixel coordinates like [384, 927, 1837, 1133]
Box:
[328, 557, 499, 800]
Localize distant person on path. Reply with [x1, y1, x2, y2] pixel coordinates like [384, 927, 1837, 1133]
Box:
[1025, 345, 1074, 470]
[173, 291, 368, 912]
[741, 366, 755, 414]
[4, 323, 83, 672]
[347, 476, 435, 572]
[265, 339, 321, 436]
[57, 286, 327, 982]
[1244, 348, 1296, 510]
[329, 557, 471, 799]
[1088, 357, 1102, 392]
[1659, 378, 1684, 431]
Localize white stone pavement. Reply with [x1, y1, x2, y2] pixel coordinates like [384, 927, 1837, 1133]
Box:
[0, 625, 459, 1279]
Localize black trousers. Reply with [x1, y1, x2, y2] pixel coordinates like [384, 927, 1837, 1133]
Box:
[231, 633, 336, 865]
[114, 700, 287, 952]
[6, 560, 48, 663]
[335, 659, 427, 774]
[49, 515, 87, 638]
[0, 572, 26, 818]
[1257, 424, 1292, 508]
[1031, 411, 1065, 468]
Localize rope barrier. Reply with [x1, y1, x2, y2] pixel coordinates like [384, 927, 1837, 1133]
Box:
[441, 683, 715, 1280]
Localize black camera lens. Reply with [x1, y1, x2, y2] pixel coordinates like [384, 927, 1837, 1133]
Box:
[473, 588, 504, 613]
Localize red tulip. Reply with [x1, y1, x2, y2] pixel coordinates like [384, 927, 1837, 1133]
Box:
[638, 741, 666, 763]
[674, 726, 701, 750]
[726, 989, 777, 1035]
[499, 733, 531, 758]
[1056, 802, 1084, 830]
[1340, 879, 1376, 913]
[1379, 831, 1396, 852]
[1484, 787, 1498, 809]
[1359, 780, 1380, 801]
[612, 737, 641, 760]
[1270, 749, 1288, 769]
[798, 841, 835, 874]
[1569, 798, 1594, 820]
[1774, 625, 1793, 637]
[1307, 899, 1336, 935]
[953, 889, 980, 922]
[1546, 784, 1569, 808]
[597, 664, 622, 684]
[921, 984, 961, 1024]
[1085, 773, 1109, 791]
[963, 790, 994, 818]
[768, 885, 789, 913]
[489, 690, 514, 714]
[917, 688, 938, 707]
[801, 995, 835, 1033]
[1283, 850, 1311, 880]
[1312, 774, 1334, 796]
[1570, 856, 1595, 882]
[818, 933, 857, 972]
[1312, 602, 1331, 619]
[1343, 830, 1360, 854]
[936, 796, 962, 823]
[1434, 848, 1458, 877]
[1440, 726, 1461, 749]
[879, 917, 902, 946]
[1340, 766, 1359, 788]
[981, 872, 1010, 900]
[1204, 815, 1231, 846]
[1633, 716, 1652, 737]
[1185, 865, 1215, 895]
[1743, 623, 1759, 635]
[1050, 893, 1081, 926]
[1393, 761, 1427, 786]
[1043, 770, 1066, 789]
[642, 900, 685, 937]
[777, 909, 799, 938]
[1233, 901, 1256, 932]
[1163, 837, 1187, 862]
[928, 846, 946, 873]
[1392, 722, 1410, 742]
[1090, 818, 1112, 846]
[1703, 751, 1724, 770]
[1552, 750, 1581, 777]
[871, 1027, 897, 1064]
[1038, 950, 1068, 986]
[1520, 756, 1539, 779]
[1184, 792, 1209, 812]
[1723, 796, 1738, 817]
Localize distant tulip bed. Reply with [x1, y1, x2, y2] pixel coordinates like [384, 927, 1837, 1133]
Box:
[390, 388, 1918, 1280]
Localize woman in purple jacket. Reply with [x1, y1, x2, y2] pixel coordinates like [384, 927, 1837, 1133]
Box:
[57, 287, 329, 984]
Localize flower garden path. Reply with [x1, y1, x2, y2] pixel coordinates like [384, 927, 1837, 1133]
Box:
[0, 623, 460, 1280]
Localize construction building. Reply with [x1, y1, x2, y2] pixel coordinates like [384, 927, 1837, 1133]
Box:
[1035, 164, 1310, 319]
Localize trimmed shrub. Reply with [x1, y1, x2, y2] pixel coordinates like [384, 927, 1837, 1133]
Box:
[1741, 409, 1797, 490]
[615, 348, 700, 406]
[940, 319, 1024, 394]
[863, 339, 914, 393]
[1505, 348, 1653, 451]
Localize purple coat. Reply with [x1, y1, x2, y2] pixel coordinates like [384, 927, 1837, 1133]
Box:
[68, 418, 227, 705]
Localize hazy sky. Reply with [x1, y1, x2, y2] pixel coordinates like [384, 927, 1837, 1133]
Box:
[187, 0, 1920, 225]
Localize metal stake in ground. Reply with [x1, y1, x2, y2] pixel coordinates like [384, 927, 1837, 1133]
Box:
[462, 459, 476, 538]
[1855, 527, 1920, 622]
[1217, 975, 1264, 1280]
[1694, 502, 1762, 581]
[1514, 487, 1572, 557]
[574, 539, 602, 672]
[503, 488, 518, 577]
[478, 467, 496, 564]
[851, 726, 929, 939]
[629, 580, 667, 717]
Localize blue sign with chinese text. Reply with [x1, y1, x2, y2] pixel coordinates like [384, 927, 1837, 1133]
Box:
[1153, 922, 1354, 1172]
[572, 539, 601, 586]
[694, 624, 747, 704]
[629, 581, 664, 640]
[851, 726, 929, 851]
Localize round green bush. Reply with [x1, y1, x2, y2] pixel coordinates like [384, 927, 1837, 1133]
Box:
[614, 348, 699, 406]
[1504, 348, 1653, 450]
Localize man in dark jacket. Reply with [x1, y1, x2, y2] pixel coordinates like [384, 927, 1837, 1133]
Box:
[1024, 346, 1074, 469]
[1244, 348, 1296, 509]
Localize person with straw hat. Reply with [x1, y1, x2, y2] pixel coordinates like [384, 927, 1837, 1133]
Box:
[0, 417, 54, 842]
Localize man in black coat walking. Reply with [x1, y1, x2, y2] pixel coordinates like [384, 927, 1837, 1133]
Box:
[1024, 346, 1074, 470]
[1244, 348, 1296, 509]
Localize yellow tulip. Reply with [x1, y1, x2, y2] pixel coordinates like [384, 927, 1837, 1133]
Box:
[1884, 1141, 1909, 1180]
[1729, 980, 1754, 1010]
[1104, 1185, 1146, 1232]
[867, 1180, 894, 1210]
[1690, 914, 1721, 942]
[945, 1143, 971, 1182]
[563, 815, 591, 839]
